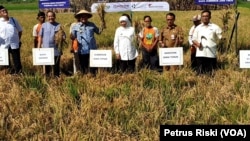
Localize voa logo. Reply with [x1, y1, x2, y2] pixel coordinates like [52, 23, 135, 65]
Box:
[221, 129, 245, 137]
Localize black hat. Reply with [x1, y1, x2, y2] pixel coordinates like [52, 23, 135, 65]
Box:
[0, 5, 5, 10]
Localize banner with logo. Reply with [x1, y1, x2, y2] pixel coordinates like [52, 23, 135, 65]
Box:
[91, 2, 169, 13]
[195, 0, 235, 5]
[39, 0, 70, 9]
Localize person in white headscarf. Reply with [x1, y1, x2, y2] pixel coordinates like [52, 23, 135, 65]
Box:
[113, 16, 138, 73]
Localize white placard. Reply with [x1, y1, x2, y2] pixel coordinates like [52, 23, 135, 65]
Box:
[0, 48, 9, 66]
[90, 50, 112, 67]
[32, 48, 54, 65]
[239, 50, 250, 68]
[91, 2, 170, 13]
[159, 47, 183, 66]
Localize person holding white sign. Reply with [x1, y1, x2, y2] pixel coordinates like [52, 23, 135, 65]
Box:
[138, 15, 159, 70]
[0, 6, 23, 74]
[37, 11, 65, 77]
[70, 9, 103, 75]
[114, 15, 138, 73]
[192, 10, 222, 75]
[159, 12, 184, 71]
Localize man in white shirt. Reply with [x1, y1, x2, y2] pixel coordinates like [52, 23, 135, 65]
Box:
[192, 10, 222, 75]
[0, 21, 15, 49]
[0, 6, 23, 74]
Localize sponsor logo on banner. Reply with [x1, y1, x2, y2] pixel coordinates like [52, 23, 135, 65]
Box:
[113, 4, 130, 9]
[91, 2, 169, 13]
[148, 4, 165, 9]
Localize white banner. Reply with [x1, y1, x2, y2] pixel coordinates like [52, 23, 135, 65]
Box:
[32, 48, 54, 65]
[159, 47, 183, 66]
[91, 2, 169, 13]
[0, 48, 9, 66]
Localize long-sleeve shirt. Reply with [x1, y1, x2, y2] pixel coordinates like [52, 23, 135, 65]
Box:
[71, 22, 101, 54]
[192, 23, 222, 58]
[0, 21, 14, 49]
[0, 17, 22, 49]
[114, 26, 138, 60]
[188, 25, 196, 46]
[39, 22, 61, 56]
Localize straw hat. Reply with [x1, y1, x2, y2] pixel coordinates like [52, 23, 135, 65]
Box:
[75, 9, 92, 18]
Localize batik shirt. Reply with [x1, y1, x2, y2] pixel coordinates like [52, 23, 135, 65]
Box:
[71, 22, 101, 54]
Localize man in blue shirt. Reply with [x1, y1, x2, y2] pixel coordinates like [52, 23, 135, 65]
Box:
[70, 9, 103, 75]
[37, 10, 65, 77]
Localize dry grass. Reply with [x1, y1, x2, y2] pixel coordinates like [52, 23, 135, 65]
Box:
[0, 8, 250, 140]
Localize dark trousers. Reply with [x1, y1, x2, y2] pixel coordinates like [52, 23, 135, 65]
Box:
[73, 52, 81, 72]
[45, 56, 60, 77]
[141, 48, 158, 70]
[190, 46, 197, 70]
[9, 48, 22, 74]
[78, 54, 97, 75]
[120, 59, 136, 73]
[191, 53, 197, 70]
[196, 57, 217, 75]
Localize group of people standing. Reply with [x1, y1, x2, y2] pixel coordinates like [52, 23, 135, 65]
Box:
[114, 9, 222, 76]
[0, 5, 223, 77]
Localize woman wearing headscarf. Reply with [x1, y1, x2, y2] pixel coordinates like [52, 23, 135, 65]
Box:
[114, 16, 138, 73]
